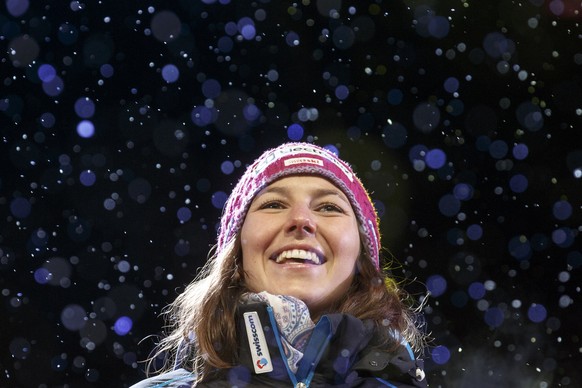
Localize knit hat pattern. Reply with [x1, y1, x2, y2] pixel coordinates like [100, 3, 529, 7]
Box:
[217, 142, 381, 269]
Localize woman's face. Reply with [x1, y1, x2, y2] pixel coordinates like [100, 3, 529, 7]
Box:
[240, 175, 361, 317]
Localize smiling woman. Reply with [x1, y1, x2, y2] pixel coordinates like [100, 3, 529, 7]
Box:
[131, 142, 428, 388]
[241, 176, 361, 319]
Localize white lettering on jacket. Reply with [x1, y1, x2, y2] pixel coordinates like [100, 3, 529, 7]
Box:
[243, 312, 273, 374]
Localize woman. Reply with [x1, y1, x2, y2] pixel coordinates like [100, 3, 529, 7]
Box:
[132, 142, 427, 387]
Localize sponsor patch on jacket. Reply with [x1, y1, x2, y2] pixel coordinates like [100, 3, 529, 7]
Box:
[243, 312, 273, 374]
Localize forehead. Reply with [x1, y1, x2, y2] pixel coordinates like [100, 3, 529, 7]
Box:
[257, 175, 350, 200]
[265, 175, 338, 189]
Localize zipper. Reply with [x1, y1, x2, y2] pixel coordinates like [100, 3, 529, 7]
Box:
[266, 306, 303, 387]
[266, 306, 333, 388]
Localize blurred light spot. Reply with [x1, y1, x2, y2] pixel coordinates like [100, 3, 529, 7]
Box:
[100, 63, 114, 78]
[483, 32, 515, 58]
[413, 103, 440, 133]
[552, 227, 575, 248]
[527, 303, 547, 323]
[387, 89, 403, 105]
[552, 200, 572, 220]
[373, 199, 385, 217]
[9, 34, 40, 67]
[438, 194, 461, 217]
[559, 295, 573, 308]
[42, 257, 72, 287]
[221, 161, 235, 175]
[332, 25, 355, 49]
[191, 105, 216, 126]
[242, 104, 261, 122]
[10, 197, 32, 219]
[298, 107, 318, 122]
[34, 267, 51, 285]
[211, 191, 228, 209]
[287, 123, 304, 141]
[431, 345, 451, 365]
[217, 36, 234, 53]
[444, 77, 459, 93]
[37, 64, 56, 82]
[549, 0, 565, 15]
[42, 75, 65, 97]
[468, 282, 486, 300]
[79, 170, 96, 187]
[484, 307, 504, 327]
[425, 148, 446, 169]
[61, 304, 87, 331]
[77, 120, 95, 138]
[509, 174, 528, 193]
[516, 101, 544, 132]
[161, 64, 180, 83]
[240, 24, 256, 40]
[237, 17, 255, 40]
[266, 69, 279, 82]
[202, 79, 221, 99]
[40, 112, 56, 128]
[151, 10, 181, 42]
[113, 316, 133, 336]
[9, 338, 31, 360]
[508, 235, 532, 260]
[453, 183, 474, 201]
[6, 0, 30, 17]
[174, 240, 190, 257]
[466, 224, 483, 241]
[117, 260, 131, 273]
[74, 97, 96, 118]
[103, 198, 116, 211]
[335, 85, 349, 100]
[426, 274, 447, 297]
[323, 144, 339, 156]
[488, 140, 508, 159]
[80, 319, 107, 348]
[512, 143, 529, 160]
[285, 31, 300, 46]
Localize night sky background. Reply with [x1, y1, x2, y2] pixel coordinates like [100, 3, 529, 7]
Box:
[1, 0, 581, 387]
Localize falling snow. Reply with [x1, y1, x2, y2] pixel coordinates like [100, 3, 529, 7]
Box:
[1, 0, 581, 387]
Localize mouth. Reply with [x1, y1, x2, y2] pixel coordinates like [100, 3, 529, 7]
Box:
[272, 249, 325, 265]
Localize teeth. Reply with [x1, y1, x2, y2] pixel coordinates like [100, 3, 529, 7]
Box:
[275, 249, 321, 264]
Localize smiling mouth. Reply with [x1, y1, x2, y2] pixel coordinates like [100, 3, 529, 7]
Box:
[273, 249, 324, 265]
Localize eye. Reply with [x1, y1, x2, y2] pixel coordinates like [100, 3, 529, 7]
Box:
[258, 200, 285, 210]
[318, 202, 344, 213]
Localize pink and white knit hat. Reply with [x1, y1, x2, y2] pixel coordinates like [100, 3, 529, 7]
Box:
[217, 142, 381, 269]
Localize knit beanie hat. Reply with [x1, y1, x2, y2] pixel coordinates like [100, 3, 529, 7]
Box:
[217, 142, 381, 269]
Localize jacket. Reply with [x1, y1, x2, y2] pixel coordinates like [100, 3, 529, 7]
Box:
[131, 302, 427, 387]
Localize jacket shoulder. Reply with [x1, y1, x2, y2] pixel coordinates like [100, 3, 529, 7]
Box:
[130, 368, 196, 388]
[353, 333, 427, 388]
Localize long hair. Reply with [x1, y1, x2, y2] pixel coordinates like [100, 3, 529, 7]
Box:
[147, 233, 425, 381]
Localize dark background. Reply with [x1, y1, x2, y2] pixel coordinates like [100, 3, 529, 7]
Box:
[1, 0, 581, 387]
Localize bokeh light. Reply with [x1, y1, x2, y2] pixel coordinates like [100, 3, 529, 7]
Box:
[2, 2, 581, 386]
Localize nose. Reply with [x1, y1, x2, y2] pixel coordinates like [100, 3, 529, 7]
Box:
[285, 206, 316, 236]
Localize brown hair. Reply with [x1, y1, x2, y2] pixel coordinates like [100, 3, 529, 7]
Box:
[146, 233, 425, 382]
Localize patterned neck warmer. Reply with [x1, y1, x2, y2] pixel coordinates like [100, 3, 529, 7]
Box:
[241, 292, 315, 373]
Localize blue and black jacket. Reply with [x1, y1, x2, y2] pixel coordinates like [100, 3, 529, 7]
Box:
[131, 302, 427, 387]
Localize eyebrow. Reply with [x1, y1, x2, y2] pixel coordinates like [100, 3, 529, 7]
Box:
[256, 185, 351, 205]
